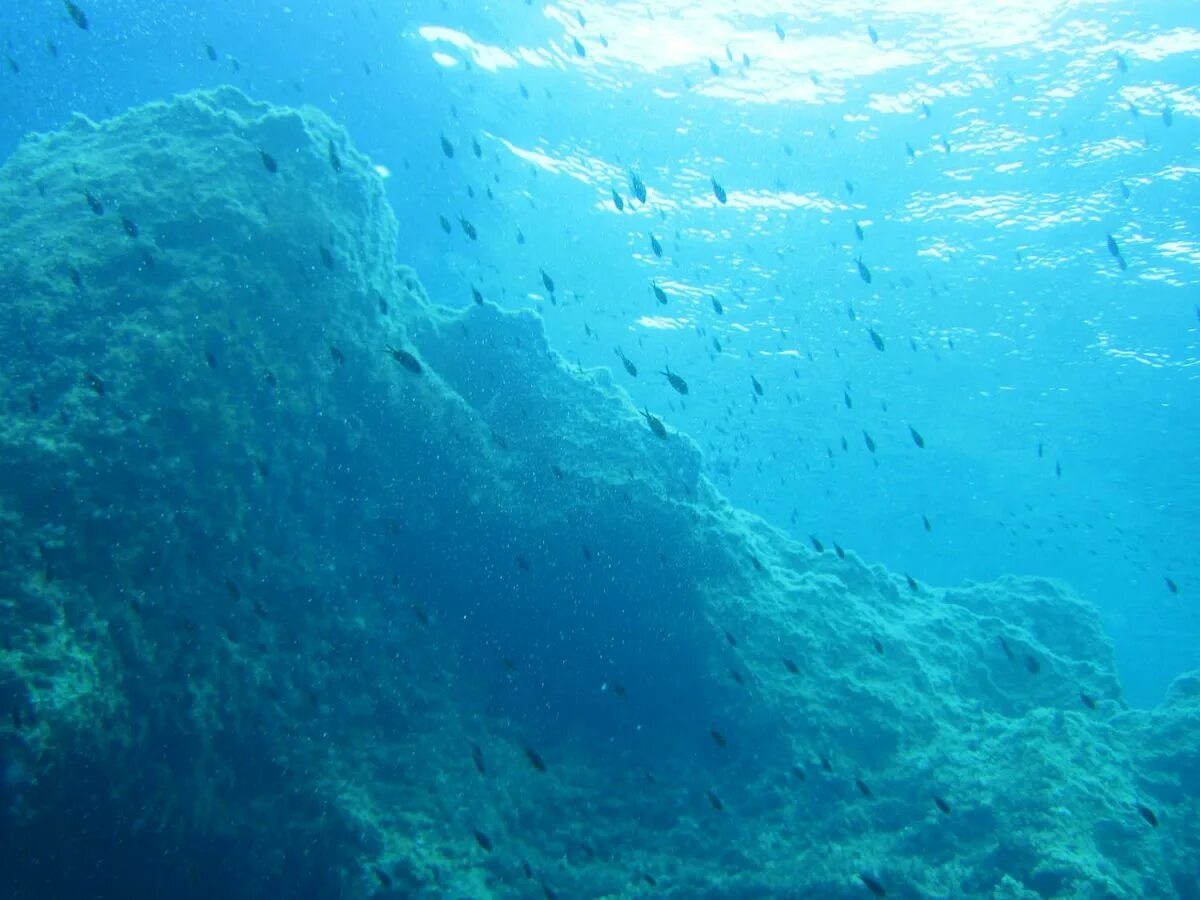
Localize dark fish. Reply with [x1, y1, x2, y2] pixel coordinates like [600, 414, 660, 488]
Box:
[438, 214, 451, 234]
[6, 56, 19, 74]
[385, 346, 422, 374]
[863, 430, 876, 453]
[614, 347, 637, 376]
[1106, 233, 1121, 258]
[516, 555, 531, 571]
[706, 789, 724, 811]
[205, 43, 217, 61]
[1024, 654, 1040, 674]
[573, 37, 585, 57]
[845, 179, 854, 194]
[1136, 803, 1158, 827]
[872, 638, 883, 655]
[373, 867, 392, 888]
[711, 176, 727, 204]
[472, 828, 493, 852]
[471, 137, 482, 158]
[1056, 460, 1063, 477]
[847, 303, 857, 321]
[1162, 106, 1173, 127]
[84, 370, 105, 395]
[328, 140, 342, 172]
[611, 682, 627, 699]
[642, 873, 658, 887]
[909, 426, 925, 448]
[84, 191, 104, 215]
[516, 229, 525, 244]
[855, 222, 864, 241]
[472, 744, 486, 775]
[859, 873, 886, 896]
[867, 25, 879, 43]
[263, 369, 277, 388]
[46, 40, 59, 58]
[471, 285, 483, 305]
[810, 535, 824, 553]
[1080, 692, 1097, 710]
[710, 729, 727, 748]
[611, 188, 624, 211]
[725, 630, 737, 646]
[751, 375, 763, 396]
[459, 216, 477, 240]
[857, 257, 872, 284]
[652, 282, 668, 304]
[1165, 576, 1178, 594]
[934, 795, 951, 814]
[205, 351, 218, 369]
[792, 764, 806, 780]
[868, 327, 885, 351]
[641, 407, 667, 439]
[833, 542, 845, 559]
[783, 658, 799, 674]
[922, 514, 932, 532]
[320, 245, 335, 268]
[820, 755, 832, 772]
[711, 295, 723, 315]
[905, 573, 919, 591]
[522, 860, 534, 879]
[224, 577, 240, 602]
[260, 150, 277, 173]
[661, 366, 688, 395]
[524, 746, 547, 772]
[330, 346, 345, 366]
[855, 778, 873, 798]
[650, 233, 662, 256]
[729, 668, 744, 685]
[69, 266, 82, 287]
[120, 216, 139, 238]
[64, 1, 88, 30]
[540, 881, 557, 900]
[998, 636, 1015, 662]
[440, 133, 454, 157]
[629, 169, 646, 203]
[541, 268, 555, 293]
[28, 392, 39, 413]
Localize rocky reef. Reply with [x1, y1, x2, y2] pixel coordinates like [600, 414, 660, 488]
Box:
[0, 87, 1195, 899]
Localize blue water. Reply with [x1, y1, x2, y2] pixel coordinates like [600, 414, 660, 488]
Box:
[2, 1, 1196, 698]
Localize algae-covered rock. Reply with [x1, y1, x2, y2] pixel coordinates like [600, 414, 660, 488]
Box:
[0, 87, 1194, 899]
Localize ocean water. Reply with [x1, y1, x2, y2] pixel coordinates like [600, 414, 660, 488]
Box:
[1, 1, 1198, 898]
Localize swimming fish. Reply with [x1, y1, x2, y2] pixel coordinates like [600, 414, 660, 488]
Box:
[612, 189, 624, 211]
[541, 269, 555, 293]
[260, 149, 278, 173]
[615, 348, 637, 376]
[471, 744, 486, 775]
[859, 873, 886, 896]
[438, 214, 451, 234]
[706, 789, 724, 811]
[641, 408, 667, 439]
[459, 216, 477, 240]
[524, 746, 547, 772]
[711, 295, 723, 315]
[751, 375, 763, 396]
[84, 191, 104, 215]
[855, 222, 864, 241]
[385, 346, 422, 374]
[205, 43, 217, 61]
[652, 282, 668, 304]
[711, 176, 727, 204]
[863, 430, 876, 453]
[857, 257, 872, 284]
[1135, 803, 1158, 827]
[1165, 577, 1178, 594]
[909, 426, 925, 448]
[1079, 692, 1097, 710]
[868, 327, 885, 351]
[867, 25, 879, 43]
[775, 22, 785, 40]
[810, 535, 824, 553]
[328, 140, 342, 172]
[650, 234, 662, 256]
[629, 169, 647, 203]
[573, 37, 585, 57]
[121, 216, 138, 238]
[64, 1, 88, 30]
[922, 514, 932, 532]
[472, 828, 493, 852]
[782, 658, 799, 674]
[84, 370, 105, 395]
[933, 795, 951, 814]
[439, 133, 454, 157]
[661, 366, 688, 395]
[710, 729, 727, 748]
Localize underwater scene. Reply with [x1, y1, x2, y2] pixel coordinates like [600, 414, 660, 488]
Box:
[0, 1, 1198, 897]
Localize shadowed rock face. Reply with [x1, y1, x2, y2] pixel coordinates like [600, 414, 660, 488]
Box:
[0, 87, 1194, 899]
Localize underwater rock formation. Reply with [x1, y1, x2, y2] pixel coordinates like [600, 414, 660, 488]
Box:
[0, 87, 1194, 899]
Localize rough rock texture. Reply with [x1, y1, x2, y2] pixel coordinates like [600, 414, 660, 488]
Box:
[0, 87, 1195, 899]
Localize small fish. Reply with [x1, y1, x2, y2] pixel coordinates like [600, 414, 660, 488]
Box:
[650, 233, 662, 256]
[46, 40, 59, 58]
[1115, 51, 1127, 72]
[933, 795, 951, 815]
[783, 658, 799, 674]
[1024, 654, 1040, 675]
[459, 216, 477, 240]
[854, 222, 864, 241]
[69, 266, 83, 287]
[1162, 106, 1173, 127]
[872, 638, 884, 655]
[373, 867, 392, 888]
[847, 303, 857, 321]
[522, 860, 534, 879]
[998, 636, 1015, 662]
[857, 257, 873, 284]
[711, 176, 727, 204]
[573, 37, 585, 57]
[1135, 803, 1158, 827]
[204, 43, 217, 61]
[320, 245, 335, 268]
[471, 285, 483, 305]
[710, 729, 727, 748]
[524, 746, 547, 772]
[867, 25, 879, 44]
[863, 430, 876, 453]
[905, 573, 919, 592]
[1165, 576, 1178, 594]
[471, 137, 482, 158]
[611, 189, 624, 211]
[868, 327, 885, 351]
[28, 392, 40, 413]
[859, 873, 886, 896]
[121, 216, 138, 238]
[909, 425, 925, 448]
[641, 407, 667, 439]
[438, 214, 451, 234]
[385, 345, 422, 374]
[725, 631, 737, 646]
[729, 668, 744, 685]
[641, 873, 658, 887]
[84, 191, 104, 215]
[224, 576, 240, 602]
[260, 150, 278, 173]
[6, 56, 19, 74]
[820, 755, 832, 772]
[205, 351, 218, 369]
[65, 1, 89, 30]
[472, 828, 493, 852]
[711, 295, 723, 315]
[855, 777, 873, 798]
[629, 169, 647, 203]
[614, 347, 637, 376]
[661, 366, 688, 395]
[440, 133, 454, 157]
[706, 789, 724, 811]
[652, 282, 668, 304]
[472, 744, 486, 775]
[810, 535, 824, 553]
[1106, 233, 1121, 258]
[709, 58, 720, 75]
[922, 514, 932, 532]
[833, 542, 845, 559]
[792, 764, 806, 780]
[84, 370, 105, 395]
[1056, 461, 1063, 477]
[328, 140, 342, 173]
[751, 375, 763, 396]
[541, 268, 555, 293]
[1079, 692, 1097, 710]
[775, 22, 785, 40]
[905, 141, 916, 159]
